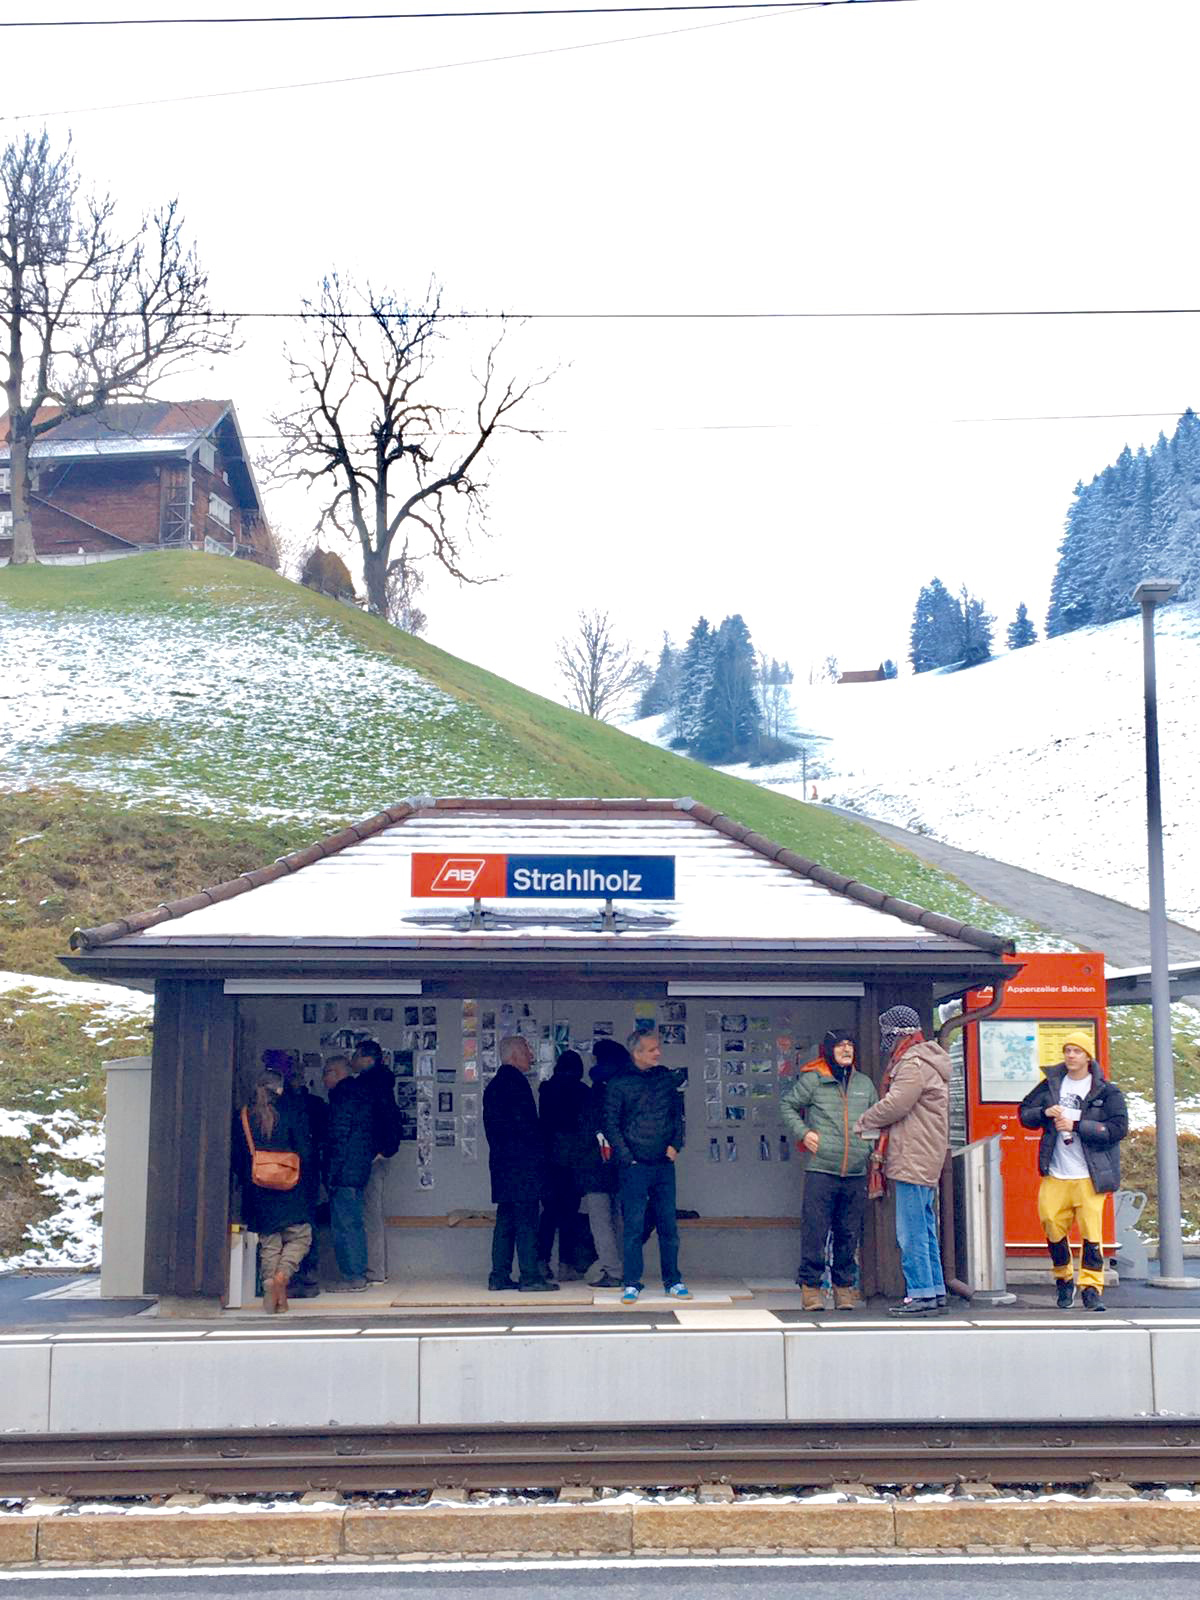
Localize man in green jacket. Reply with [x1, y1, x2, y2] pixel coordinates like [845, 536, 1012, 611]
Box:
[781, 1030, 877, 1311]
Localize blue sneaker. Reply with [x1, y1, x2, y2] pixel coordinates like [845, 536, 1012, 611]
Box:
[621, 1285, 640, 1304]
[667, 1282, 692, 1300]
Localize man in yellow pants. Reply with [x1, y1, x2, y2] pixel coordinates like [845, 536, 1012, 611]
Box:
[1019, 1033, 1128, 1312]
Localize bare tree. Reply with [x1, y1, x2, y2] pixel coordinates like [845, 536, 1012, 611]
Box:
[0, 132, 233, 565]
[384, 550, 427, 635]
[267, 275, 547, 618]
[556, 609, 648, 720]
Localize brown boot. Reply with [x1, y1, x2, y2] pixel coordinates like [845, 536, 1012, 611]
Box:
[833, 1286, 861, 1311]
[272, 1271, 289, 1314]
[801, 1285, 826, 1312]
[262, 1276, 279, 1314]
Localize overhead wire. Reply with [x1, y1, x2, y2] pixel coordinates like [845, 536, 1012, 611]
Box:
[1, 0, 910, 25]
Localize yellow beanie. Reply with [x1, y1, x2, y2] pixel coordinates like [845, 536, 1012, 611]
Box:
[1061, 1030, 1095, 1060]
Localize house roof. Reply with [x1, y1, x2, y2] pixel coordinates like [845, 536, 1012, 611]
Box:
[66, 798, 1014, 979]
[0, 401, 265, 516]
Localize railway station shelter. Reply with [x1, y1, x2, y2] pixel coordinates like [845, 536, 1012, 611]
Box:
[63, 797, 1018, 1312]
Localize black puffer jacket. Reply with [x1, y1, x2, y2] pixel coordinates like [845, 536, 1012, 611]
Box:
[325, 1075, 376, 1190]
[539, 1054, 593, 1173]
[581, 1048, 636, 1193]
[604, 1064, 684, 1165]
[236, 1094, 312, 1234]
[1018, 1065, 1128, 1193]
[483, 1063, 544, 1203]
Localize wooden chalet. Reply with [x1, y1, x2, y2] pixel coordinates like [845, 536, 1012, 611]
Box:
[0, 399, 273, 564]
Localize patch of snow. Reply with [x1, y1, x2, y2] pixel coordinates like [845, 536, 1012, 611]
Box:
[0, 970, 151, 1017]
[711, 603, 1200, 930]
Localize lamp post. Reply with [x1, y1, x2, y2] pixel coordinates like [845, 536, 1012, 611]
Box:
[1132, 579, 1191, 1285]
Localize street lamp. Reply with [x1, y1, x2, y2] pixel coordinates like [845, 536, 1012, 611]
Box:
[1132, 579, 1193, 1286]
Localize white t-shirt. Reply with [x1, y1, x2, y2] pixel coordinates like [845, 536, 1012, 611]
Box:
[1048, 1073, 1092, 1181]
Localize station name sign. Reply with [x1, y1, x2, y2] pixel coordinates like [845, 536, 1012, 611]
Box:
[411, 853, 676, 900]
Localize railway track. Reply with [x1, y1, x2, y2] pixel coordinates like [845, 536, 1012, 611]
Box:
[3, 1422, 1200, 1497]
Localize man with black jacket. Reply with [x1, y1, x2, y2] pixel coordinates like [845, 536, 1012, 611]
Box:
[604, 1028, 691, 1304]
[352, 1041, 400, 1284]
[1018, 1032, 1128, 1313]
[323, 1055, 375, 1292]
[482, 1036, 560, 1293]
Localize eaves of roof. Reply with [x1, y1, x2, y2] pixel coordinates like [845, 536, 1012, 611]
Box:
[67, 795, 1015, 961]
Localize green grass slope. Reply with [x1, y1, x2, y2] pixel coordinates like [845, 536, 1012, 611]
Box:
[0, 551, 1045, 977]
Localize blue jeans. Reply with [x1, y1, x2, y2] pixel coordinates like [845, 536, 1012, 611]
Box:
[618, 1160, 680, 1290]
[893, 1179, 946, 1299]
[330, 1183, 368, 1282]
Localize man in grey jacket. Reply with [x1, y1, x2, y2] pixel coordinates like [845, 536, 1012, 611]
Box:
[855, 1005, 953, 1318]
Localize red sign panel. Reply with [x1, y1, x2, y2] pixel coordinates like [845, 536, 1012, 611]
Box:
[411, 853, 508, 898]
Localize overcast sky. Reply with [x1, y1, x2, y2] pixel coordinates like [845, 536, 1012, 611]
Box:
[5, 0, 1199, 699]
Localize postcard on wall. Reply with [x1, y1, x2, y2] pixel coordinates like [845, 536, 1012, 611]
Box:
[461, 1093, 478, 1117]
[373, 1007, 394, 1023]
[438, 1091, 453, 1114]
[420, 1005, 437, 1026]
[775, 1036, 794, 1056]
[705, 1084, 720, 1105]
[705, 1011, 721, 1032]
[462, 1000, 478, 1026]
[481, 1009, 496, 1031]
[481, 1031, 495, 1052]
[405, 1006, 420, 1027]
[434, 1117, 456, 1135]
[724, 1105, 746, 1122]
[660, 1024, 686, 1045]
[461, 1116, 478, 1139]
[461, 1137, 477, 1162]
[417, 1053, 435, 1077]
[726, 1082, 748, 1098]
[725, 1135, 739, 1161]
[418, 1168, 435, 1189]
[437, 1067, 456, 1083]
[662, 1000, 687, 1025]
[721, 1014, 747, 1033]
[463, 1036, 477, 1062]
[322, 1002, 338, 1024]
[593, 1020, 613, 1038]
[703, 1061, 720, 1081]
[634, 1000, 656, 1022]
[348, 1006, 368, 1023]
[394, 1049, 414, 1078]
[302, 1003, 317, 1025]
[723, 1037, 745, 1054]
[750, 1015, 770, 1032]
[705, 1103, 722, 1126]
[723, 1060, 745, 1077]
[463, 1061, 478, 1082]
[500, 1003, 515, 1029]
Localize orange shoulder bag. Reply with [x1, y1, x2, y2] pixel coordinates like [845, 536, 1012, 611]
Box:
[240, 1107, 301, 1192]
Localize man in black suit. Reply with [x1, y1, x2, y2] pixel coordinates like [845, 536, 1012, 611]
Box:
[482, 1036, 560, 1293]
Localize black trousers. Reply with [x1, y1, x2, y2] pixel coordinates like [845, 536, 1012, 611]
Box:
[799, 1170, 867, 1288]
[537, 1168, 582, 1267]
[491, 1199, 541, 1286]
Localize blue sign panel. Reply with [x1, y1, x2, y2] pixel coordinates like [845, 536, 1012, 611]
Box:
[506, 855, 675, 900]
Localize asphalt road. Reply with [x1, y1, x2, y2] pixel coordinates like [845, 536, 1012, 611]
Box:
[826, 805, 1200, 971]
[7, 1556, 1200, 1600]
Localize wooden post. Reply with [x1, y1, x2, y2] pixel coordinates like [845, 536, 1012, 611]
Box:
[143, 979, 237, 1304]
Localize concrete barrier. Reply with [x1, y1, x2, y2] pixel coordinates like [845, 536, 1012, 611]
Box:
[0, 1322, 1192, 1436]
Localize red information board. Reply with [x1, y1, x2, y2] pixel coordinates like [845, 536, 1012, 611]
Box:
[963, 951, 1113, 1252]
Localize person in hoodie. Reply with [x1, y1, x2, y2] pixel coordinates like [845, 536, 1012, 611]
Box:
[855, 1005, 953, 1318]
[580, 1038, 634, 1288]
[1018, 1031, 1127, 1313]
[781, 1029, 877, 1311]
[603, 1027, 691, 1303]
[535, 1050, 592, 1280]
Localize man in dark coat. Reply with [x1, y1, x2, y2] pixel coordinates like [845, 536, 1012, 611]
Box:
[352, 1040, 399, 1284]
[323, 1055, 375, 1292]
[482, 1036, 559, 1292]
[536, 1050, 592, 1280]
[604, 1028, 690, 1302]
[581, 1039, 634, 1287]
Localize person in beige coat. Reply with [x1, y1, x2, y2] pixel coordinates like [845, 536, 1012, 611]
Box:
[854, 1005, 952, 1318]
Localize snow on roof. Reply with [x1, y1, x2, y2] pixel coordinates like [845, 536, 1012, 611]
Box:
[70, 798, 1012, 957]
[0, 400, 229, 462]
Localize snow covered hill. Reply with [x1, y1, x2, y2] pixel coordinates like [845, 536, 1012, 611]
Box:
[716, 604, 1200, 930]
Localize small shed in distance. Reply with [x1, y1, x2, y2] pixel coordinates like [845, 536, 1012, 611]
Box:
[837, 666, 887, 685]
[63, 796, 1016, 1311]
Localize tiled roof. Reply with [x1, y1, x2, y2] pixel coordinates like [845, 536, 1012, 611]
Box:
[69, 797, 1013, 956]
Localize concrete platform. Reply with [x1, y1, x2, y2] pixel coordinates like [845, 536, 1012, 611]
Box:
[4, 1269, 1200, 1435]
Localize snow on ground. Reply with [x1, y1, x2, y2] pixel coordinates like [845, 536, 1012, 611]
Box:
[0, 595, 530, 824]
[708, 604, 1200, 930]
[0, 973, 150, 1273]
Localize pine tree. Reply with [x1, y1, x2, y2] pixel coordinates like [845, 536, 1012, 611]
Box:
[674, 617, 715, 748]
[697, 614, 762, 762]
[636, 634, 678, 718]
[1006, 602, 1037, 650]
[910, 578, 961, 672]
[959, 586, 995, 668]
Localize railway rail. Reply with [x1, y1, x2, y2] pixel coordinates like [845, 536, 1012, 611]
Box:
[2, 1422, 1200, 1498]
